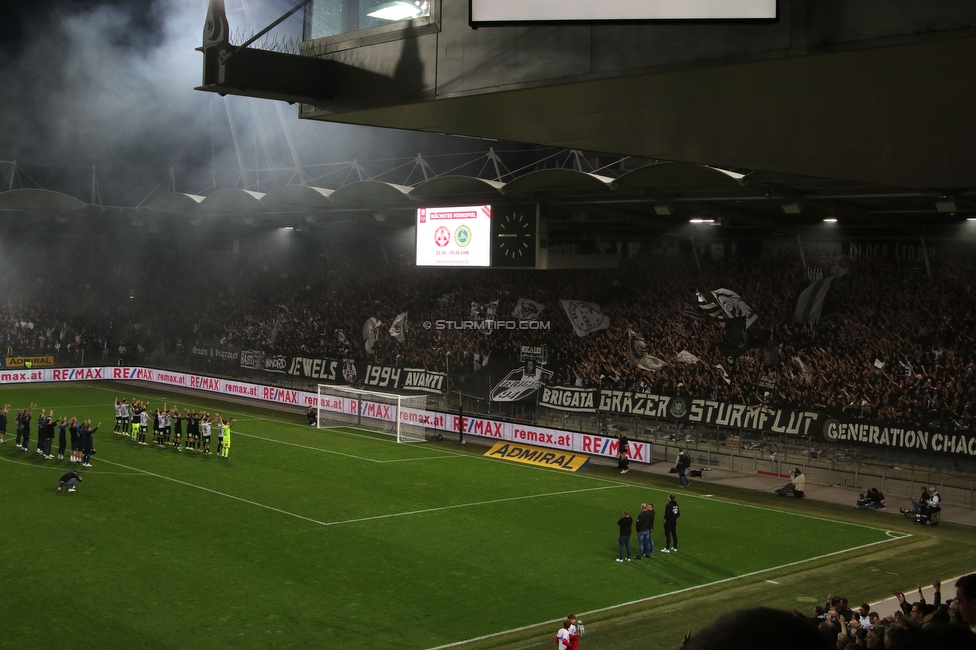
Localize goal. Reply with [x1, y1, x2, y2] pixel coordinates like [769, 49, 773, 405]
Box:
[317, 384, 428, 443]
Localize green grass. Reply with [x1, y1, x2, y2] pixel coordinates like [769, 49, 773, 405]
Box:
[0, 382, 965, 649]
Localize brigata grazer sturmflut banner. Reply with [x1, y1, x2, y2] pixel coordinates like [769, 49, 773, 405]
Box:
[597, 389, 825, 437]
[537, 384, 976, 459]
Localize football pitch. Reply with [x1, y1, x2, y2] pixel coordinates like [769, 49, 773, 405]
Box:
[1, 382, 964, 649]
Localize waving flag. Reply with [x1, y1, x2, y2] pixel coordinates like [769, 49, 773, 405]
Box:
[363, 317, 382, 354]
[561, 300, 610, 337]
[794, 276, 834, 324]
[512, 298, 545, 321]
[389, 312, 408, 343]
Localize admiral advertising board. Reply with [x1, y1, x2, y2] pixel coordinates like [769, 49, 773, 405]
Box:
[416, 205, 491, 267]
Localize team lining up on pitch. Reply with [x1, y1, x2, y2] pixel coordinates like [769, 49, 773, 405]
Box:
[3, 402, 101, 466]
[0, 398, 237, 485]
[112, 397, 235, 457]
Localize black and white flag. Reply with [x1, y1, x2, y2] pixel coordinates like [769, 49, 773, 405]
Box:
[512, 298, 545, 321]
[712, 288, 758, 328]
[470, 300, 499, 334]
[389, 312, 407, 343]
[683, 302, 706, 321]
[560, 300, 610, 337]
[363, 317, 382, 354]
[627, 329, 669, 372]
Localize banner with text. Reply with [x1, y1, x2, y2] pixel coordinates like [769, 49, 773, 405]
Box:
[4, 367, 973, 460]
[539, 386, 598, 412]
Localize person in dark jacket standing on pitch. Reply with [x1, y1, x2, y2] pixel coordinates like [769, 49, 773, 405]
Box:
[0, 403, 8, 444]
[661, 494, 680, 553]
[81, 420, 100, 467]
[636, 502, 655, 558]
[616, 509, 633, 562]
[19, 404, 35, 452]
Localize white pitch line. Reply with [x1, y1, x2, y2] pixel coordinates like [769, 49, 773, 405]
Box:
[232, 430, 391, 463]
[96, 457, 626, 528]
[426, 534, 911, 650]
[693, 493, 901, 534]
[0, 453, 143, 475]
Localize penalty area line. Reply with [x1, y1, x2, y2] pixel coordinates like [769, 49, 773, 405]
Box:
[233, 430, 454, 464]
[96, 457, 625, 529]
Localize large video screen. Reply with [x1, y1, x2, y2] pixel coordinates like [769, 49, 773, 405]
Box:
[471, 0, 776, 23]
[416, 205, 492, 267]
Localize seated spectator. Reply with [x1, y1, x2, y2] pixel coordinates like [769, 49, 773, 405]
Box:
[775, 468, 805, 497]
[901, 486, 930, 516]
[856, 488, 886, 509]
[909, 488, 942, 524]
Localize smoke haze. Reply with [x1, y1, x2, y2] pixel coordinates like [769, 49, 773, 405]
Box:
[0, 0, 509, 204]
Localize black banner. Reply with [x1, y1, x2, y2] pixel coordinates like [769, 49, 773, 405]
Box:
[539, 386, 597, 412]
[191, 343, 238, 362]
[758, 375, 777, 393]
[286, 356, 358, 383]
[459, 361, 552, 403]
[401, 368, 446, 394]
[597, 389, 824, 436]
[362, 365, 446, 394]
[240, 350, 264, 370]
[264, 355, 288, 374]
[822, 419, 976, 459]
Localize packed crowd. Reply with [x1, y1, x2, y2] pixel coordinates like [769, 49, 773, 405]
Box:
[3, 243, 976, 430]
[681, 575, 976, 649]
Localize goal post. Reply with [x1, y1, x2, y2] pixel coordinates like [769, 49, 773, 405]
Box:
[316, 384, 428, 443]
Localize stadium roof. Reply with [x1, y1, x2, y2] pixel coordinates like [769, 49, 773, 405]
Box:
[1, 158, 973, 241]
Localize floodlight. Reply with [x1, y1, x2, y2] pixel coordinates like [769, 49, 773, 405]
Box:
[367, 1, 425, 21]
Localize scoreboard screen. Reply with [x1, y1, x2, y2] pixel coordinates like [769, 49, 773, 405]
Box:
[471, 1, 776, 23]
[416, 205, 492, 267]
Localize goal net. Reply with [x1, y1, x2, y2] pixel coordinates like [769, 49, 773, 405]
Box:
[316, 385, 428, 443]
